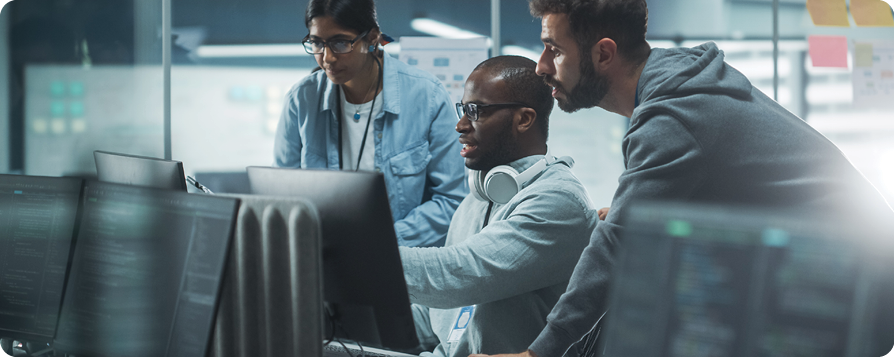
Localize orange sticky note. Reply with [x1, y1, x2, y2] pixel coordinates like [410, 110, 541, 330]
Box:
[807, 0, 851, 26]
[808, 35, 849, 68]
[851, 0, 894, 26]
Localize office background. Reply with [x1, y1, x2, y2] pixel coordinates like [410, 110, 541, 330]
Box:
[1, 0, 892, 209]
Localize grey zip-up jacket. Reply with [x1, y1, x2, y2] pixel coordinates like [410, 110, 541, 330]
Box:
[529, 42, 894, 357]
[400, 155, 599, 357]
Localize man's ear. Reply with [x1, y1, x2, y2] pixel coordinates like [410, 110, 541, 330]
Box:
[515, 107, 538, 134]
[591, 38, 618, 71]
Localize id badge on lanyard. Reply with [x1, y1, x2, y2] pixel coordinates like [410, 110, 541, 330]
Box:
[447, 305, 475, 342]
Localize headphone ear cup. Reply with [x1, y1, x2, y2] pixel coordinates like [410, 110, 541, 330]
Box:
[482, 165, 521, 204]
[468, 170, 488, 202]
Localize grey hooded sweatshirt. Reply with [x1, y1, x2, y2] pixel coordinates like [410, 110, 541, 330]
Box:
[528, 42, 894, 357]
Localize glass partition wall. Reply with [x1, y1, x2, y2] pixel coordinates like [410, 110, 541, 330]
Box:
[1, 6, 9, 173]
[5, 0, 165, 178]
[3, 0, 893, 208]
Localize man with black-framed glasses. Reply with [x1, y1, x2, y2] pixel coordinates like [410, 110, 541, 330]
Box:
[398, 56, 600, 357]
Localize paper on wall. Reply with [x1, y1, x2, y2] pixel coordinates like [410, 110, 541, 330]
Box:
[808, 35, 849, 68]
[852, 41, 894, 109]
[806, 0, 851, 26]
[398, 37, 489, 105]
[850, 0, 894, 27]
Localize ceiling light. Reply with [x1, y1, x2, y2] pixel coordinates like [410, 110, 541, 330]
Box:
[410, 18, 486, 39]
[195, 44, 308, 58]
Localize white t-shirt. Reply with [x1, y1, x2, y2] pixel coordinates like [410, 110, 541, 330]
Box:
[340, 87, 383, 172]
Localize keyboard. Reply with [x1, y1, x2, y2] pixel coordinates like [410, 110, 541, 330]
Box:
[322, 342, 417, 357]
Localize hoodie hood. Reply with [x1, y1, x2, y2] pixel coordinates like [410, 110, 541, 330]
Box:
[634, 42, 753, 122]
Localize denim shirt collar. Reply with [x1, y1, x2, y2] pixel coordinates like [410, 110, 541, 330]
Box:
[320, 55, 402, 116]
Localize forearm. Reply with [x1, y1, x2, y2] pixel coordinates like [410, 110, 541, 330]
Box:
[401, 206, 593, 308]
[394, 195, 461, 247]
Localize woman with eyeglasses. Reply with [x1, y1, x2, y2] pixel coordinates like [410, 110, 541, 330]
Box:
[273, 0, 467, 248]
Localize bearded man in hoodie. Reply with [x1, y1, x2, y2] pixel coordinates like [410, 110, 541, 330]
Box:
[474, 1, 894, 357]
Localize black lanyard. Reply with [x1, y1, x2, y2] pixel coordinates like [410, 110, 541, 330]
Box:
[482, 201, 494, 229]
[336, 57, 383, 171]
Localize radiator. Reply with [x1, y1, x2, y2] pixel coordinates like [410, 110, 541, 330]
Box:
[207, 195, 322, 357]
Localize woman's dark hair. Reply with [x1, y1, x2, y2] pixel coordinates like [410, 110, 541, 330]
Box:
[305, 0, 380, 35]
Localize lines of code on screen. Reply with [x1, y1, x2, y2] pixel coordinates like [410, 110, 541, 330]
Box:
[0, 175, 81, 340]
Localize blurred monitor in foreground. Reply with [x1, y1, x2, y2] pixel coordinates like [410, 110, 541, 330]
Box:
[53, 181, 238, 357]
[600, 201, 892, 357]
[94, 150, 187, 191]
[0, 175, 83, 344]
[246, 166, 419, 352]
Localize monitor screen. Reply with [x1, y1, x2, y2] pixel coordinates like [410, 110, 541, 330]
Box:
[246, 166, 419, 351]
[0, 174, 83, 343]
[601, 202, 887, 357]
[53, 181, 238, 357]
[194, 171, 250, 194]
[93, 151, 188, 191]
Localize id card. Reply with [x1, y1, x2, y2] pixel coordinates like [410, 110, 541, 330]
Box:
[447, 305, 475, 342]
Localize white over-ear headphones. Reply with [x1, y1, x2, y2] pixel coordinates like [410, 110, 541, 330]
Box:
[468, 155, 574, 204]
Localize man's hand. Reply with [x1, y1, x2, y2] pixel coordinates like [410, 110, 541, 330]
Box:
[470, 350, 538, 357]
[597, 207, 610, 220]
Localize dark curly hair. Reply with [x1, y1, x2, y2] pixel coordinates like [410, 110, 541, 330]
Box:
[529, 0, 650, 65]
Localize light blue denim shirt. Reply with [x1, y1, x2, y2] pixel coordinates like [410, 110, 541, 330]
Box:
[273, 55, 467, 247]
[399, 155, 598, 356]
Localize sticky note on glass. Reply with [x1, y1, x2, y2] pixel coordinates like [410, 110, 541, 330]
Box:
[808, 35, 849, 68]
[850, 0, 894, 26]
[806, 0, 850, 26]
[855, 43, 874, 67]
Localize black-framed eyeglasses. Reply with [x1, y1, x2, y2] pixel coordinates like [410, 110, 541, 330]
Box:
[302, 29, 370, 54]
[455, 102, 530, 122]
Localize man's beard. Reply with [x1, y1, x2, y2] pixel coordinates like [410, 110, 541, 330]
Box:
[546, 50, 610, 113]
[466, 117, 518, 172]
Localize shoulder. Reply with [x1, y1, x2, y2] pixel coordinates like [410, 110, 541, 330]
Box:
[518, 164, 594, 211]
[626, 110, 702, 151]
[287, 69, 329, 99]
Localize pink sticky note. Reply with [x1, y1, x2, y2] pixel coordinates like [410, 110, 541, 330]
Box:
[808, 35, 849, 68]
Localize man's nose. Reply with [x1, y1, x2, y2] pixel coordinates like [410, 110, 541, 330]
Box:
[456, 114, 472, 133]
[535, 49, 554, 76]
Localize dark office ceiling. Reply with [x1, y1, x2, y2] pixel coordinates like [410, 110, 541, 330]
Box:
[172, 0, 525, 45]
[171, 0, 822, 50]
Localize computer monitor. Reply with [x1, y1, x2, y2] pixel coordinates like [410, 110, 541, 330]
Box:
[93, 150, 188, 191]
[0, 174, 83, 343]
[52, 181, 239, 357]
[194, 171, 251, 194]
[246, 166, 420, 351]
[600, 201, 889, 357]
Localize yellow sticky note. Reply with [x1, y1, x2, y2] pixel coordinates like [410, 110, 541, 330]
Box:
[855, 43, 874, 67]
[851, 0, 894, 26]
[807, 0, 851, 26]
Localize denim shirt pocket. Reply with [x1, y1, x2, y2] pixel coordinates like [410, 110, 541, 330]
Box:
[387, 141, 432, 217]
[389, 141, 432, 176]
[302, 147, 329, 169]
